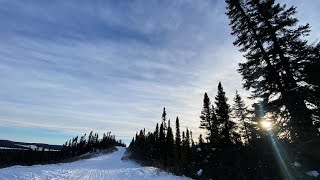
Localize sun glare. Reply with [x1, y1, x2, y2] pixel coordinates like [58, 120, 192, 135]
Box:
[261, 120, 273, 130]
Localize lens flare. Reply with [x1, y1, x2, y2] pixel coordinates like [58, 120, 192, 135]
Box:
[261, 120, 272, 130]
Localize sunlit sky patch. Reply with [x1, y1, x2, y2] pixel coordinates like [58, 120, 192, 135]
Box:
[0, 0, 319, 145]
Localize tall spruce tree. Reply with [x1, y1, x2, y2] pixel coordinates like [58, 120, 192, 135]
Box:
[159, 123, 166, 166]
[159, 123, 166, 146]
[166, 120, 175, 166]
[225, 0, 319, 141]
[210, 105, 219, 143]
[233, 91, 251, 144]
[185, 128, 190, 148]
[199, 93, 212, 140]
[175, 117, 181, 160]
[215, 82, 238, 145]
[199, 93, 219, 144]
[154, 123, 160, 160]
[182, 131, 185, 147]
[162, 107, 167, 131]
[154, 123, 159, 141]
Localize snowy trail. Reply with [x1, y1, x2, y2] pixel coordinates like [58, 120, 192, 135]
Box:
[0, 147, 190, 180]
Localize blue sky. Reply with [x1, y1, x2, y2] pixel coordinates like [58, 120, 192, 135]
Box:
[0, 0, 319, 145]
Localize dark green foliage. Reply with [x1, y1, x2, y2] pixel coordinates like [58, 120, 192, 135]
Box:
[225, 0, 319, 141]
[304, 43, 320, 127]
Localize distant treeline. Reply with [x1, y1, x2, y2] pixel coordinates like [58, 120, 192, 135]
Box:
[61, 131, 126, 157]
[0, 140, 62, 151]
[0, 149, 64, 168]
[0, 131, 125, 168]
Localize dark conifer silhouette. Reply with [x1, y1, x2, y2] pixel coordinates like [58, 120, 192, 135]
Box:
[215, 82, 239, 145]
[162, 107, 167, 131]
[233, 90, 251, 144]
[225, 0, 319, 141]
[199, 93, 218, 145]
[127, 1, 320, 179]
[175, 117, 181, 162]
[166, 120, 175, 167]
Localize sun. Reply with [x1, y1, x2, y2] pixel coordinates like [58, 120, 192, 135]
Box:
[260, 120, 273, 131]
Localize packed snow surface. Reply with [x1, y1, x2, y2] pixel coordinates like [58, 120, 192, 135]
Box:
[0, 147, 190, 180]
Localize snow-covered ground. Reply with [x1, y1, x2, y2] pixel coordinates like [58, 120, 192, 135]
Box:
[0, 147, 190, 180]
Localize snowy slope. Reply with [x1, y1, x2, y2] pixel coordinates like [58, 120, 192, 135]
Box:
[0, 147, 191, 180]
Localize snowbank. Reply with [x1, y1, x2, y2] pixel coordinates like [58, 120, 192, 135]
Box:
[0, 147, 190, 180]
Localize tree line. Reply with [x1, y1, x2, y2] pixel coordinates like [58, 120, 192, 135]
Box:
[61, 131, 126, 158]
[0, 131, 125, 168]
[127, 0, 320, 179]
[128, 83, 284, 179]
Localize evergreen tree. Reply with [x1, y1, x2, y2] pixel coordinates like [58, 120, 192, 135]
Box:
[215, 82, 238, 145]
[181, 131, 185, 148]
[159, 123, 165, 143]
[154, 123, 160, 160]
[225, 0, 319, 141]
[166, 120, 175, 166]
[175, 117, 181, 161]
[199, 93, 219, 145]
[162, 107, 167, 131]
[304, 43, 320, 90]
[181, 129, 191, 175]
[129, 137, 134, 147]
[154, 123, 159, 141]
[190, 130, 195, 147]
[159, 123, 166, 166]
[233, 91, 251, 144]
[185, 128, 190, 149]
[210, 105, 219, 143]
[304, 43, 320, 130]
